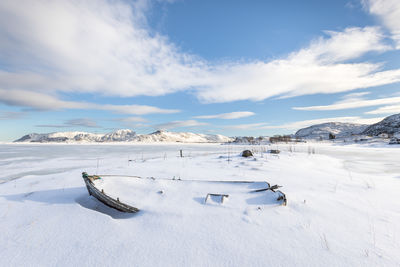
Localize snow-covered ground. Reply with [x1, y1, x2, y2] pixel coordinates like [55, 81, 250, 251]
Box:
[1, 143, 400, 266]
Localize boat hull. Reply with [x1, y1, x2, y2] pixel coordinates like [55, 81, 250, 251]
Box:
[82, 172, 287, 213]
[82, 172, 139, 213]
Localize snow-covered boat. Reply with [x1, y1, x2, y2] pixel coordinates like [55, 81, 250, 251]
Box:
[82, 172, 287, 213]
[82, 172, 140, 213]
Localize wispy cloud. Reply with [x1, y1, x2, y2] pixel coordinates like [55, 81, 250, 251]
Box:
[224, 122, 267, 130]
[194, 111, 255, 119]
[100, 104, 179, 115]
[0, 89, 179, 115]
[114, 117, 148, 123]
[0, 111, 26, 120]
[36, 118, 101, 128]
[293, 95, 400, 111]
[196, 27, 399, 103]
[365, 104, 400, 114]
[0, 89, 81, 110]
[363, 0, 400, 48]
[338, 91, 371, 102]
[153, 120, 207, 130]
[65, 118, 100, 128]
[36, 124, 71, 128]
[113, 116, 149, 128]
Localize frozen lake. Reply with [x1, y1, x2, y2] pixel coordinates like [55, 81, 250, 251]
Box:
[1, 143, 400, 266]
[0, 143, 239, 183]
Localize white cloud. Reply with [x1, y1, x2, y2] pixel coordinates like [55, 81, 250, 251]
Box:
[0, 0, 206, 97]
[363, 0, 400, 48]
[293, 95, 400, 111]
[0, 89, 179, 115]
[197, 26, 400, 103]
[0, 0, 399, 109]
[36, 118, 100, 128]
[100, 104, 179, 115]
[305, 27, 391, 62]
[224, 123, 268, 130]
[0, 89, 82, 110]
[337, 91, 371, 102]
[194, 111, 255, 119]
[365, 104, 400, 114]
[154, 120, 208, 130]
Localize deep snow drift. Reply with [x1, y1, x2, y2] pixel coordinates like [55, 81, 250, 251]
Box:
[1, 143, 400, 266]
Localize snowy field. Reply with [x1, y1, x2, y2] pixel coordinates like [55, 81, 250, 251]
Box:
[1, 143, 400, 266]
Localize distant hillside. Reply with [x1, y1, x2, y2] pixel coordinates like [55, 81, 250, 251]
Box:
[132, 130, 232, 143]
[362, 113, 400, 137]
[14, 129, 233, 143]
[295, 122, 368, 139]
[14, 129, 136, 143]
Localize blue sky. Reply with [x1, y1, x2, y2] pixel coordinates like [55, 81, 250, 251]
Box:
[1, 0, 400, 141]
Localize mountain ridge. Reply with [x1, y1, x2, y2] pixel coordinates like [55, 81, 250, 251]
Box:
[14, 129, 233, 143]
[295, 122, 368, 139]
[362, 114, 400, 136]
[295, 113, 400, 140]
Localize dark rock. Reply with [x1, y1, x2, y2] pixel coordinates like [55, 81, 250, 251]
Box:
[389, 138, 400, 144]
[241, 150, 253, 157]
[268, 149, 280, 154]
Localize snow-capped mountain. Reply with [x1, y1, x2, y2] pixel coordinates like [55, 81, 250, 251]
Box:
[14, 129, 233, 143]
[101, 129, 137, 142]
[362, 113, 400, 137]
[295, 122, 368, 140]
[133, 130, 233, 143]
[15, 131, 105, 143]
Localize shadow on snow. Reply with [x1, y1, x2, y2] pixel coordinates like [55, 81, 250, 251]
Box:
[1, 187, 139, 219]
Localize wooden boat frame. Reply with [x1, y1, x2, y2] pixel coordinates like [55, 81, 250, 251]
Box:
[82, 172, 139, 213]
[82, 172, 287, 213]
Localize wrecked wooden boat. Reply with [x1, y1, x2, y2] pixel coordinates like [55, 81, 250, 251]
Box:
[82, 172, 287, 213]
[82, 172, 139, 213]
